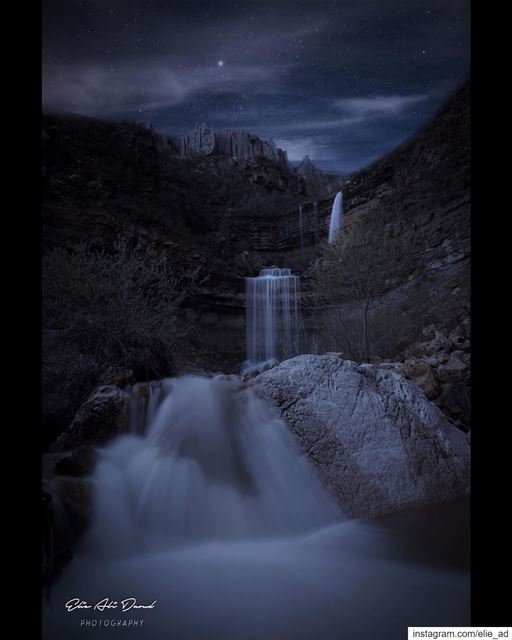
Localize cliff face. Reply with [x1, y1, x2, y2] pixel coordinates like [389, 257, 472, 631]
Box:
[171, 123, 290, 171]
[333, 80, 470, 355]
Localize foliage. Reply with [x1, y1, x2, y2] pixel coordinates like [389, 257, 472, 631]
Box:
[42, 238, 199, 442]
[306, 211, 397, 360]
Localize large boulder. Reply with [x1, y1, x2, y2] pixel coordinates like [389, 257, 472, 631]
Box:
[50, 385, 130, 451]
[251, 355, 470, 518]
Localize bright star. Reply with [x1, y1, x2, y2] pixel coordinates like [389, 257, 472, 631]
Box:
[217, 60, 224, 67]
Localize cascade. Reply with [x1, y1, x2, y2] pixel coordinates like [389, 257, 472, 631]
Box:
[328, 191, 343, 243]
[244, 267, 301, 372]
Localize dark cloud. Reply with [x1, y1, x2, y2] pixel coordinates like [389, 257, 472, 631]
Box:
[43, 0, 470, 173]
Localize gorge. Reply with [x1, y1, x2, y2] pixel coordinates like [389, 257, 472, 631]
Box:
[42, 80, 471, 638]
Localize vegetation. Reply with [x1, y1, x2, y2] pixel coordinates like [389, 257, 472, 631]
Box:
[42, 238, 198, 442]
[306, 211, 415, 361]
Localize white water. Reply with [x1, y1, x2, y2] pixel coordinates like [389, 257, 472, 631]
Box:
[43, 376, 469, 639]
[89, 376, 342, 554]
[328, 191, 343, 243]
[244, 267, 301, 373]
[299, 205, 304, 248]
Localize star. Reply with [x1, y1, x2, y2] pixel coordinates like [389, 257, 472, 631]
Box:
[217, 60, 224, 67]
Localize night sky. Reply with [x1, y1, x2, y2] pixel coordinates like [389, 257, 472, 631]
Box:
[43, 0, 470, 174]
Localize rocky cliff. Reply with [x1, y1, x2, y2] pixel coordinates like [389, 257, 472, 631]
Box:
[171, 123, 290, 171]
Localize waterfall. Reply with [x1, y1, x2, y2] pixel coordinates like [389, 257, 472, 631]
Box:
[44, 376, 469, 640]
[86, 376, 342, 557]
[328, 191, 343, 243]
[244, 267, 301, 373]
[299, 205, 304, 248]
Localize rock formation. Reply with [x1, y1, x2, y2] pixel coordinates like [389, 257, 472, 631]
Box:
[396, 319, 471, 431]
[251, 355, 470, 518]
[171, 123, 290, 171]
[50, 385, 130, 451]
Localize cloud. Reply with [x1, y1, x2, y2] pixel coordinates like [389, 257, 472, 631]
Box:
[334, 94, 431, 117]
[273, 137, 336, 163]
[43, 60, 289, 115]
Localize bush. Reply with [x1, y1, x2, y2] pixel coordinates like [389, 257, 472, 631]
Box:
[42, 239, 198, 442]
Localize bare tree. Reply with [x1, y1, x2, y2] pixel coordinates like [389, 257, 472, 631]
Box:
[308, 212, 391, 361]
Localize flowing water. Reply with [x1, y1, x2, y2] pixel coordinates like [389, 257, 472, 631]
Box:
[299, 204, 304, 248]
[244, 267, 301, 373]
[328, 191, 343, 243]
[43, 375, 469, 640]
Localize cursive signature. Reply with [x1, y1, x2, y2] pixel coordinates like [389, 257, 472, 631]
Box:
[65, 598, 157, 612]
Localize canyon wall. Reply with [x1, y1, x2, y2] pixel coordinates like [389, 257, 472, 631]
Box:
[171, 123, 290, 171]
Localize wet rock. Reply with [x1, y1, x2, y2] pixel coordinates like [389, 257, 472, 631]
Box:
[132, 382, 150, 400]
[54, 445, 98, 477]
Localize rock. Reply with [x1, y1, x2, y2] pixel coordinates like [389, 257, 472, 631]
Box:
[413, 369, 441, 400]
[54, 445, 98, 477]
[50, 385, 130, 451]
[52, 476, 92, 533]
[403, 357, 430, 379]
[437, 350, 451, 364]
[423, 354, 446, 366]
[421, 324, 437, 340]
[449, 328, 469, 350]
[461, 317, 471, 337]
[172, 124, 290, 170]
[436, 356, 469, 383]
[251, 355, 470, 519]
[175, 123, 215, 156]
[132, 382, 150, 400]
[423, 332, 452, 356]
[98, 367, 134, 387]
[401, 358, 440, 400]
[461, 352, 471, 365]
[438, 382, 471, 429]
[379, 362, 402, 371]
[42, 476, 93, 587]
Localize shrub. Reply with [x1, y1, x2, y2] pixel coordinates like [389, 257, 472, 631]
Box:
[42, 238, 199, 442]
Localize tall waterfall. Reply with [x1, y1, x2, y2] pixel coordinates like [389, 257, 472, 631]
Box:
[299, 205, 304, 248]
[244, 267, 301, 373]
[328, 191, 343, 243]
